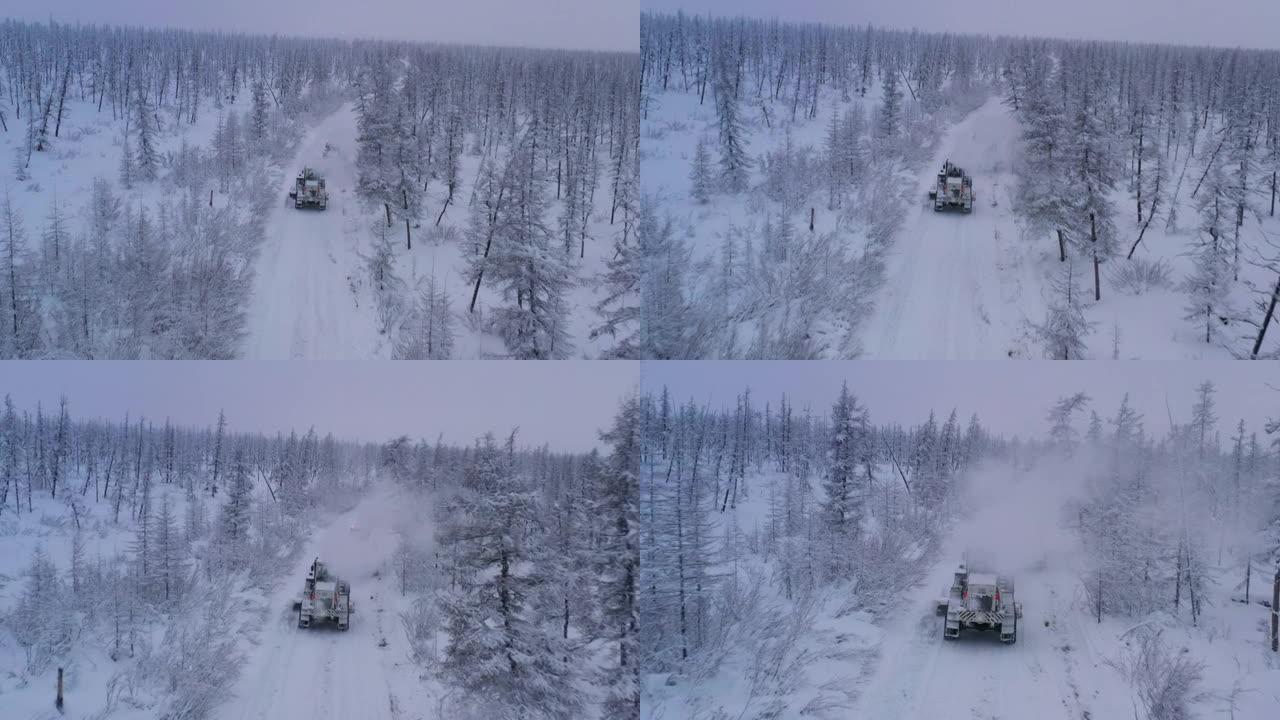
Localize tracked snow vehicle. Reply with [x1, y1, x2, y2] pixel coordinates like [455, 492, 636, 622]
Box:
[294, 558, 352, 630]
[935, 562, 1020, 643]
[928, 159, 973, 213]
[289, 167, 328, 210]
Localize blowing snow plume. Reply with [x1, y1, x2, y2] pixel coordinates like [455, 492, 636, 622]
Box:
[948, 453, 1096, 580]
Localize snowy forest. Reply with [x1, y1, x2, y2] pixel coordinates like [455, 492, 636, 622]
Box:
[0, 392, 639, 719]
[639, 379, 1280, 719]
[639, 12, 1280, 359]
[385, 394, 639, 719]
[0, 19, 640, 359]
[0, 395, 374, 716]
[351, 44, 639, 359]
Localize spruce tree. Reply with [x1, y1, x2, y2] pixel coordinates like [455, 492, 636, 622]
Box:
[154, 492, 185, 604]
[715, 70, 749, 193]
[689, 136, 713, 204]
[639, 197, 691, 359]
[438, 434, 581, 718]
[487, 128, 574, 359]
[1069, 80, 1118, 300]
[394, 274, 455, 360]
[0, 188, 40, 358]
[218, 448, 252, 571]
[134, 92, 160, 181]
[1184, 157, 1233, 344]
[591, 225, 641, 359]
[596, 396, 640, 718]
[877, 66, 902, 139]
[822, 382, 868, 578]
[1035, 260, 1096, 359]
[250, 80, 270, 149]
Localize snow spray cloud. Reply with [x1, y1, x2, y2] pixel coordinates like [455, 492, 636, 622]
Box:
[949, 453, 1100, 577]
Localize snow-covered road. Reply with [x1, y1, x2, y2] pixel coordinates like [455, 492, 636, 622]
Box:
[213, 486, 424, 720]
[851, 464, 1127, 720]
[852, 560, 1108, 720]
[242, 104, 384, 359]
[860, 98, 1042, 359]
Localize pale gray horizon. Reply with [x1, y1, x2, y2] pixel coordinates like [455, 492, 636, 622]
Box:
[3, 0, 638, 52]
[643, 362, 1279, 440]
[643, 0, 1280, 51]
[1, 362, 637, 452]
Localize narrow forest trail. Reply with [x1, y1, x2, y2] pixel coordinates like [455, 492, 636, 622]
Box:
[859, 98, 1041, 359]
[212, 486, 422, 720]
[242, 103, 384, 359]
[851, 557, 1103, 719]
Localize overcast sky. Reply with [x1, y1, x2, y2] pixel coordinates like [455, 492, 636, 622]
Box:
[644, 0, 1280, 51]
[6, 0, 638, 52]
[644, 362, 1280, 439]
[1, 362, 636, 451]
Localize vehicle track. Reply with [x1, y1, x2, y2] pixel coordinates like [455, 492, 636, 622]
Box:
[243, 103, 383, 359]
[859, 98, 1037, 358]
[212, 488, 410, 720]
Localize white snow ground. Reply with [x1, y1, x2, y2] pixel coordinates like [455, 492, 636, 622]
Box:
[242, 103, 386, 359]
[212, 483, 436, 720]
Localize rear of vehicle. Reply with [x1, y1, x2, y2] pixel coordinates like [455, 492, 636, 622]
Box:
[929, 161, 974, 213]
[289, 169, 328, 210]
[299, 580, 351, 630]
[936, 566, 1021, 643]
[296, 558, 352, 630]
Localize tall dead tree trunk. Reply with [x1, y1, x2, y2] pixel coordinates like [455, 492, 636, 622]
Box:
[1174, 543, 1183, 611]
[1136, 119, 1144, 223]
[1091, 213, 1101, 301]
[1128, 172, 1162, 258]
[435, 195, 452, 226]
[1251, 273, 1280, 358]
[468, 183, 506, 313]
[1271, 568, 1279, 652]
[1192, 131, 1230, 198]
[1271, 170, 1277, 217]
[54, 61, 71, 138]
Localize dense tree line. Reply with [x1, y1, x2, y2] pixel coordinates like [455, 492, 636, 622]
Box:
[2, 391, 644, 718]
[1064, 382, 1280, 628]
[0, 19, 641, 359]
[382, 395, 639, 719]
[639, 383, 996, 710]
[351, 43, 640, 359]
[639, 13, 998, 359]
[1005, 37, 1280, 357]
[0, 19, 360, 358]
[642, 12, 1280, 359]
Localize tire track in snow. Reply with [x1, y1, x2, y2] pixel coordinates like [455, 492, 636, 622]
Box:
[859, 97, 1032, 359]
[213, 487, 417, 720]
[243, 104, 383, 359]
